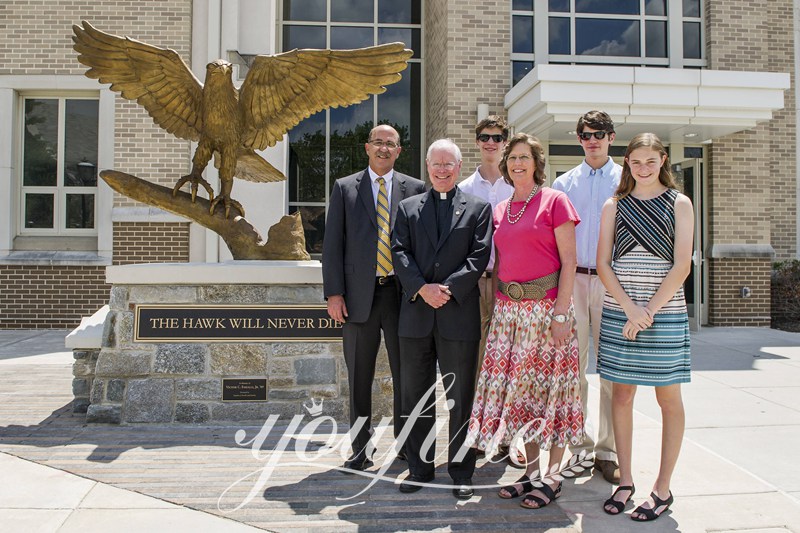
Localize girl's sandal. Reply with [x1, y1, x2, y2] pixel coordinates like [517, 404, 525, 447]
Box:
[631, 491, 673, 521]
[603, 484, 635, 515]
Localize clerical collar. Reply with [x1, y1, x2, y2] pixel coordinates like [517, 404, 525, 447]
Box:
[432, 188, 456, 202]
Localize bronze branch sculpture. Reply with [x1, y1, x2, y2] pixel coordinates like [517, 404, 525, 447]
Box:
[72, 21, 412, 259]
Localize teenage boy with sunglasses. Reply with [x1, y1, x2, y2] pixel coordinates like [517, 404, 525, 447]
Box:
[457, 116, 514, 364]
[551, 110, 622, 484]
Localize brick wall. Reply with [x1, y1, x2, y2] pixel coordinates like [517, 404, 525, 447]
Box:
[0, 1, 194, 329]
[706, 0, 795, 259]
[706, 128, 772, 246]
[113, 222, 190, 265]
[766, 0, 797, 260]
[708, 258, 771, 326]
[0, 222, 190, 329]
[0, 0, 194, 202]
[0, 266, 108, 329]
[424, 0, 449, 149]
[426, 1, 510, 174]
[704, 0, 796, 324]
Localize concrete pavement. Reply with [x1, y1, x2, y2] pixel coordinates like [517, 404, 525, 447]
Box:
[0, 327, 799, 532]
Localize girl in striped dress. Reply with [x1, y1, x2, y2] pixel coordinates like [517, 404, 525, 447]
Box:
[596, 133, 693, 522]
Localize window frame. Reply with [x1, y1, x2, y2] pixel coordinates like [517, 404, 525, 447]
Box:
[0, 77, 114, 261]
[18, 93, 99, 237]
[279, 0, 424, 256]
[511, 0, 706, 85]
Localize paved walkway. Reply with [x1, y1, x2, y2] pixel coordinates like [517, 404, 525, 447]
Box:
[1, 327, 799, 532]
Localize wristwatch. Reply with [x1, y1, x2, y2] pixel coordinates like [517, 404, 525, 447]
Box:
[552, 313, 569, 323]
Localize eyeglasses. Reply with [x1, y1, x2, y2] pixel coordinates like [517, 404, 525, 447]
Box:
[506, 155, 533, 164]
[477, 133, 506, 143]
[369, 139, 399, 149]
[429, 162, 457, 170]
[578, 131, 610, 141]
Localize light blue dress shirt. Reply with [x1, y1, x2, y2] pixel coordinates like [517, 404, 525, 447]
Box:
[551, 158, 622, 269]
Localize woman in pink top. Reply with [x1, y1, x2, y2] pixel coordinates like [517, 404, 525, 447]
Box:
[466, 133, 584, 509]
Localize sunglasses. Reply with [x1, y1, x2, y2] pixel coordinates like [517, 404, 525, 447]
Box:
[578, 131, 610, 141]
[477, 133, 506, 143]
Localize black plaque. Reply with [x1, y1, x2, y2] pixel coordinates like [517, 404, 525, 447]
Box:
[134, 305, 343, 342]
[222, 378, 267, 402]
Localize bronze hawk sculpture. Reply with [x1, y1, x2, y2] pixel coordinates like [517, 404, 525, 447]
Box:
[72, 21, 412, 219]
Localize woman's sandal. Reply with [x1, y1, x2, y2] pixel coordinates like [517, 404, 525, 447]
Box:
[498, 475, 534, 499]
[603, 485, 635, 515]
[631, 491, 674, 521]
[520, 481, 562, 509]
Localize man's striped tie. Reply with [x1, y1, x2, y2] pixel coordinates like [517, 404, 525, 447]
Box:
[376, 177, 393, 276]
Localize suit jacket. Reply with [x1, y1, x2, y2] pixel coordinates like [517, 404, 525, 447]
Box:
[322, 169, 426, 323]
[391, 188, 493, 340]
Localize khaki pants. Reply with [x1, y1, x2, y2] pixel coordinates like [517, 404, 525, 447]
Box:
[569, 272, 617, 462]
[476, 275, 495, 373]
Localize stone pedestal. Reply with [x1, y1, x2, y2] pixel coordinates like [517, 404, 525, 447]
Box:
[71, 261, 395, 424]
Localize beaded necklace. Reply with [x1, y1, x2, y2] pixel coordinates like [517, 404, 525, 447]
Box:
[505, 184, 540, 224]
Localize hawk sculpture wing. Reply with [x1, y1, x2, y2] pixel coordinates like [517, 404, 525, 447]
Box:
[239, 44, 413, 151]
[72, 21, 204, 142]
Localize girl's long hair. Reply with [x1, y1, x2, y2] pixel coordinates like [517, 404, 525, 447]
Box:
[616, 133, 677, 199]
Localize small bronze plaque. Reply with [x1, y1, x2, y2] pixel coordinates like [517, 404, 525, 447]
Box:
[222, 378, 267, 402]
[134, 304, 343, 342]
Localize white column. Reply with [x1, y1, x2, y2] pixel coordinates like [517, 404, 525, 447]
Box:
[96, 88, 115, 260]
[0, 88, 15, 255]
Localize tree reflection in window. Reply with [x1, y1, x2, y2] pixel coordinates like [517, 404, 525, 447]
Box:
[282, 0, 422, 255]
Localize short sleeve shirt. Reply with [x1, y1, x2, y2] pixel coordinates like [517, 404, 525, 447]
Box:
[494, 187, 581, 300]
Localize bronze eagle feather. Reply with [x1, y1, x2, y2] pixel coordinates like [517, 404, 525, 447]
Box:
[72, 21, 413, 217]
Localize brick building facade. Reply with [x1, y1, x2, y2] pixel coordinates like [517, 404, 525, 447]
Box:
[0, 0, 796, 329]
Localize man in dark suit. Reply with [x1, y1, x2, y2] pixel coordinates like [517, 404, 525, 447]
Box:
[391, 138, 492, 499]
[322, 124, 426, 471]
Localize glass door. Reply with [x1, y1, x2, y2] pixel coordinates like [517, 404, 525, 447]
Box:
[672, 159, 705, 330]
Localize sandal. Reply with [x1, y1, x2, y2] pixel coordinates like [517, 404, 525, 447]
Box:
[498, 475, 534, 499]
[501, 446, 527, 468]
[631, 491, 674, 521]
[603, 485, 635, 515]
[520, 480, 562, 509]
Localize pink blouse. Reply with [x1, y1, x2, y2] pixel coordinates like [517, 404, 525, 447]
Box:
[493, 187, 580, 300]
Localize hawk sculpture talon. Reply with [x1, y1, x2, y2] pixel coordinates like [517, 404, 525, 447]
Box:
[209, 195, 245, 219]
[71, 20, 413, 221]
[173, 172, 215, 203]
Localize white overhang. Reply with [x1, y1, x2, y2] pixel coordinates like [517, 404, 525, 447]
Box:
[505, 64, 791, 144]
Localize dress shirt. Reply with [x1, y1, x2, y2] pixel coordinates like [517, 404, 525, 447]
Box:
[458, 168, 513, 271]
[551, 157, 621, 269]
[368, 167, 396, 276]
[367, 167, 394, 209]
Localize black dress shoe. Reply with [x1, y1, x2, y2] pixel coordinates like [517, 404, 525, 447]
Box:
[452, 478, 474, 500]
[342, 453, 373, 472]
[399, 473, 435, 493]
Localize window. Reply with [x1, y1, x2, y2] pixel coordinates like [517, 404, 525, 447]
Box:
[511, 0, 705, 85]
[20, 97, 98, 235]
[282, 0, 422, 254]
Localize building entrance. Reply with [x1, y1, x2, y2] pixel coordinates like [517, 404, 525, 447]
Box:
[673, 158, 707, 329]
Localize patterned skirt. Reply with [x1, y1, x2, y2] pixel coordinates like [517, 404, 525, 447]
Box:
[465, 298, 584, 452]
[598, 246, 691, 386]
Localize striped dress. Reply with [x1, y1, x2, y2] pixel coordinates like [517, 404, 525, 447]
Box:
[598, 188, 691, 386]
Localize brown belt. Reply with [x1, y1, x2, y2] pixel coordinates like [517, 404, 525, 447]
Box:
[498, 271, 560, 301]
[576, 266, 598, 275]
